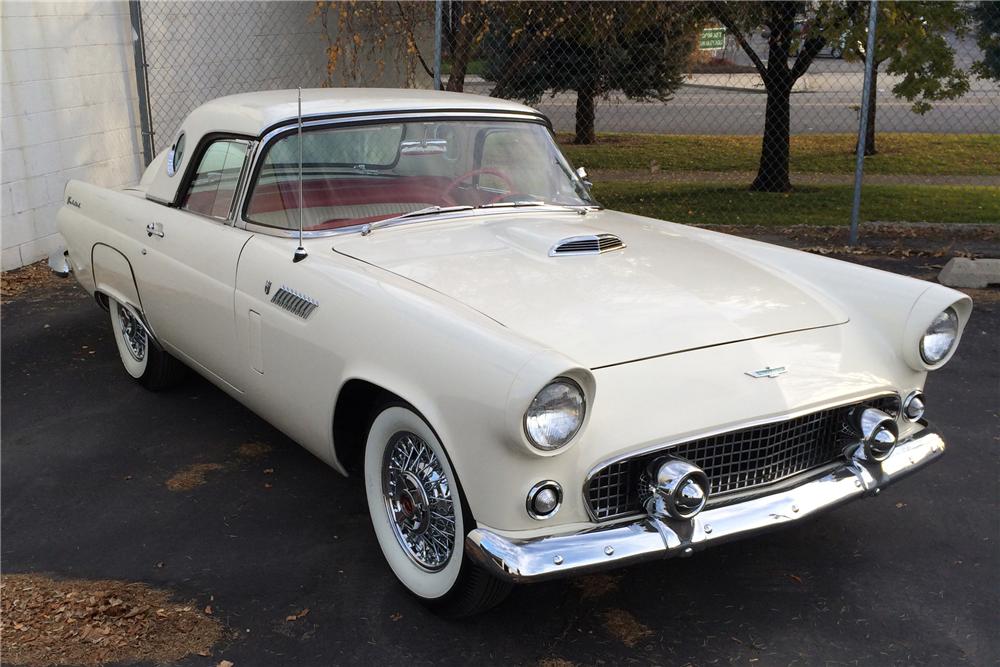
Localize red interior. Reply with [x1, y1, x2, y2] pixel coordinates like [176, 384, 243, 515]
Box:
[245, 176, 477, 230]
[183, 175, 511, 230]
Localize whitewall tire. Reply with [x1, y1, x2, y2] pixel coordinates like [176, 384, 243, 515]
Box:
[364, 404, 511, 616]
[110, 299, 149, 379]
[107, 297, 186, 390]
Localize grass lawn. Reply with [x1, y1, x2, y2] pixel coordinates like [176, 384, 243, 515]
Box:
[592, 182, 1000, 226]
[560, 133, 1000, 176]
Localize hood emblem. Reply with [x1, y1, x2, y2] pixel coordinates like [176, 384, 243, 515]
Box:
[745, 366, 788, 379]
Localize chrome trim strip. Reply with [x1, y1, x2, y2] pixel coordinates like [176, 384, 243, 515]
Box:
[228, 139, 257, 226]
[468, 425, 944, 583]
[581, 390, 901, 523]
[242, 205, 587, 240]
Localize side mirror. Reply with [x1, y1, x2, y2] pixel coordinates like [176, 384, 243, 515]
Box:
[575, 166, 593, 189]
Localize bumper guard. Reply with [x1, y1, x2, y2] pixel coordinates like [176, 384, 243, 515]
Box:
[466, 425, 944, 583]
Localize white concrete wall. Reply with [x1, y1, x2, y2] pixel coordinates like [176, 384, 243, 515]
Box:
[2, 0, 145, 270]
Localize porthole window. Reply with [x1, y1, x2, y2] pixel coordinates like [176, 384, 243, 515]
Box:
[166, 132, 186, 176]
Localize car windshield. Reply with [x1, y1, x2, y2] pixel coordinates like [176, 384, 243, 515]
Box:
[245, 119, 595, 232]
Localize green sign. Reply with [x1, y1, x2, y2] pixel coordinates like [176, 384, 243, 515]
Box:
[699, 27, 726, 51]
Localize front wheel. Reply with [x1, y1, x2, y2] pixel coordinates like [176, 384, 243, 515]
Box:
[363, 405, 511, 617]
[108, 297, 186, 390]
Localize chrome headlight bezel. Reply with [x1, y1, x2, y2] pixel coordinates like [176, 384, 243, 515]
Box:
[523, 377, 586, 452]
[919, 307, 959, 365]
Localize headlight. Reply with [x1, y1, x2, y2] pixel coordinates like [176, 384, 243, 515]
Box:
[920, 307, 959, 364]
[524, 378, 585, 451]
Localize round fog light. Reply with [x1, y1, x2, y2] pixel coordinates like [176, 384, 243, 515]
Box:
[645, 457, 710, 520]
[526, 481, 562, 519]
[902, 391, 925, 423]
[852, 407, 899, 462]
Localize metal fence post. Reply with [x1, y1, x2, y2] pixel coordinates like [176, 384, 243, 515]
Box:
[128, 0, 155, 165]
[849, 0, 880, 246]
[433, 0, 443, 90]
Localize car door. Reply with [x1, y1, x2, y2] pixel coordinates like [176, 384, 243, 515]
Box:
[133, 138, 254, 391]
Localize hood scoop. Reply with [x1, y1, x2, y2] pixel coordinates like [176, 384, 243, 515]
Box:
[549, 233, 625, 257]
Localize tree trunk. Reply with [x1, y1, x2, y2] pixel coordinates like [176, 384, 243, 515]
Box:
[574, 84, 597, 144]
[749, 1, 797, 192]
[444, 4, 477, 92]
[753, 81, 793, 192]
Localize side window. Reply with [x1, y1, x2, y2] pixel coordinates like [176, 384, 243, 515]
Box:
[180, 140, 248, 219]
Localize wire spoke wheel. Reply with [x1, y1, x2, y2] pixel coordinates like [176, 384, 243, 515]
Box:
[381, 431, 456, 571]
[116, 303, 147, 362]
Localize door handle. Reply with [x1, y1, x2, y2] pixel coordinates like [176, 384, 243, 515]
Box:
[146, 222, 164, 238]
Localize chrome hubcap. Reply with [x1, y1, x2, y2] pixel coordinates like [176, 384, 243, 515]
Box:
[382, 431, 456, 571]
[117, 304, 146, 362]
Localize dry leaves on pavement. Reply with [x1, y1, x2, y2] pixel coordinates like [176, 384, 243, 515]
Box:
[1, 573, 222, 666]
[164, 463, 226, 491]
[1, 261, 65, 300]
[602, 608, 653, 647]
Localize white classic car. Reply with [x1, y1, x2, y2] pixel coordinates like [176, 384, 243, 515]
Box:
[53, 89, 971, 617]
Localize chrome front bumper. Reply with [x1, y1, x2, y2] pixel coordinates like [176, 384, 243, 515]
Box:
[466, 425, 945, 583]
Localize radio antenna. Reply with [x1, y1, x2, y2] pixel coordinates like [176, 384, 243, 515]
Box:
[293, 87, 307, 263]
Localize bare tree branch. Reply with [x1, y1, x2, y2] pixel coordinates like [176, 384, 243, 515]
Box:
[709, 2, 768, 78]
[395, 1, 434, 81]
[791, 35, 827, 80]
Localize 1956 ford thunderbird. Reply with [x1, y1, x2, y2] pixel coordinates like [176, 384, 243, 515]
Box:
[53, 89, 971, 616]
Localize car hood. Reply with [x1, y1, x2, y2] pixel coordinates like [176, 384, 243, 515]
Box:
[333, 210, 848, 368]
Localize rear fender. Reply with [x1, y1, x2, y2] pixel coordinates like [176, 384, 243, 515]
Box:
[91, 243, 157, 340]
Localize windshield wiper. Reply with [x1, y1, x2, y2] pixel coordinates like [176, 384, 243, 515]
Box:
[360, 205, 474, 235]
[476, 200, 547, 210]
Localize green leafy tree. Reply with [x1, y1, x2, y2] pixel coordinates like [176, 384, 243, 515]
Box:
[971, 1, 1000, 81]
[481, 2, 700, 144]
[840, 1, 970, 155]
[710, 1, 838, 192]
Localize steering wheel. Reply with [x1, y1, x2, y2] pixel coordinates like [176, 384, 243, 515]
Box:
[442, 168, 516, 205]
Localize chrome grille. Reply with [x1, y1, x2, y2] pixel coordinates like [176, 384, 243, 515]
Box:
[586, 395, 900, 522]
[550, 234, 625, 256]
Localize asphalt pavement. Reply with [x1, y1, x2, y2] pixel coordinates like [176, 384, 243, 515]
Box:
[2, 254, 998, 666]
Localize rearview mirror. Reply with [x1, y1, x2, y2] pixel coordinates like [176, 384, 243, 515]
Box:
[400, 139, 448, 156]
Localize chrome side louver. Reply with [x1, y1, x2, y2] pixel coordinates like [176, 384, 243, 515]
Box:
[549, 234, 625, 256]
[271, 286, 319, 319]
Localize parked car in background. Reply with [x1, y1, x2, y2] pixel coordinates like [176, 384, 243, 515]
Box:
[52, 89, 971, 616]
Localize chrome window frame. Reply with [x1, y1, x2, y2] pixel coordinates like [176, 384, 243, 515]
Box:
[234, 109, 575, 239]
[178, 137, 256, 225]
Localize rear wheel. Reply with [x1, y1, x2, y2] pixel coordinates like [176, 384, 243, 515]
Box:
[363, 405, 511, 617]
[108, 297, 186, 390]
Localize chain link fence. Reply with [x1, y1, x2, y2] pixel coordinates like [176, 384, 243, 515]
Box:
[135, 0, 430, 156]
[137, 1, 328, 154]
[132, 0, 999, 229]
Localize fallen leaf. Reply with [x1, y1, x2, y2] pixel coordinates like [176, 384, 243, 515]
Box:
[218, 661, 234, 667]
[204, 605, 213, 615]
[787, 573, 803, 585]
[390, 612, 403, 621]
[285, 608, 309, 622]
